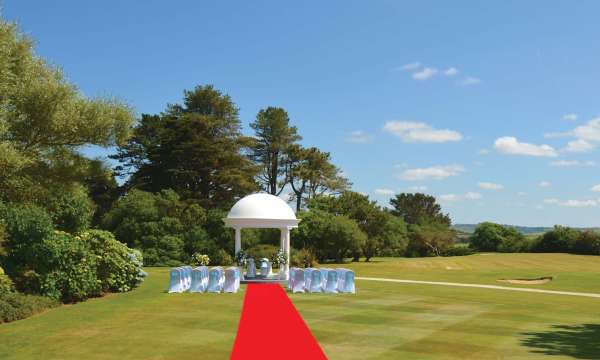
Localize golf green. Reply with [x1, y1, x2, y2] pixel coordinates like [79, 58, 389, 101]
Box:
[1, 253, 599, 359]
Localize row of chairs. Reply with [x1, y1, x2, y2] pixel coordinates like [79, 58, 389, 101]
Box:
[289, 268, 355, 294]
[245, 258, 272, 277]
[168, 266, 240, 293]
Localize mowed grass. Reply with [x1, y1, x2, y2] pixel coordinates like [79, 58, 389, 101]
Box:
[1, 253, 599, 359]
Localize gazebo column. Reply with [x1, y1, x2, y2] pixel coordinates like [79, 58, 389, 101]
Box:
[234, 227, 241, 254]
[284, 227, 290, 279]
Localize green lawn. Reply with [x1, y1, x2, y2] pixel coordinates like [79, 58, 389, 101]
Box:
[1, 253, 600, 359]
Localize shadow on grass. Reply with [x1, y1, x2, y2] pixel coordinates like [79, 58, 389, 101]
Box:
[521, 324, 600, 359]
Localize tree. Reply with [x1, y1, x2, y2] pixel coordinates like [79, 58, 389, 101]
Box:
[285, 145, 350, 211]
[389, 193, 451, 226]
[533, 225, 580, 253]
[308, 191, 407, 261]
[112, 85, 259, 208]
[250, 107, 301, 195]
[470, 222, 525, 252]
[295, 210, 366, 263]
[0, 18, 134, 206]
[406, 223, 455, 257]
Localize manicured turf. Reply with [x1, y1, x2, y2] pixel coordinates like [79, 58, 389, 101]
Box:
[1, 253, 600, 359]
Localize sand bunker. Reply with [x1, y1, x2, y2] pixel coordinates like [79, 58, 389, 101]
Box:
[497, 276, 553, 285]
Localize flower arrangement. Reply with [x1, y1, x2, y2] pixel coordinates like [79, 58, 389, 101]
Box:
[191, 253, 210, 266]
[275, 249, 287, 266]
[234, 250, 247, 266]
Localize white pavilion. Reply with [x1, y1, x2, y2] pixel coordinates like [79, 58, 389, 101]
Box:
[223, 193, 300, 281]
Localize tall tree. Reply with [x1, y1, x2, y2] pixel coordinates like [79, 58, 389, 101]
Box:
[285, 145, 350, 211]
[0, 18, 134, 205]
[112, 85, 259, 208]
[389, 193, 451, 226]
[250, 107, 301, 195]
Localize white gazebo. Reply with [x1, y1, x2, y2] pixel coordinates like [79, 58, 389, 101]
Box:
[223, 193, 300, 280]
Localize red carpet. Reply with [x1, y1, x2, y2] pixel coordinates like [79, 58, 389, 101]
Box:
[230, 284, 327, 359]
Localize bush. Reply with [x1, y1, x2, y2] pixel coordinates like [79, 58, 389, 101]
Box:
[533, 225, 579, 253]
[0, 203, 54, 279]
[209, 248, 233, 266]
[44, 185, 94, 233]
[442, 245, 475, 257]
[39, 231, 100, 302]
[191, 253, 210, 266]
[470, 222, 527, 252]
[0, 291, 58, 323]
[81, 230, 146, 293]
[572, 231, 600, 255]
[246, 244, 279, 263]
[290, 248, 318, 268]
[296, 210, 366, 263]
[0, 267, 14, 294]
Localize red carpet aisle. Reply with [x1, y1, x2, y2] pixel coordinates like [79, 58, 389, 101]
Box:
[230, 284, 328, 359]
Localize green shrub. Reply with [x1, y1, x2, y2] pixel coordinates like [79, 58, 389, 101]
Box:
[290, 248, 318, 268]
[191, 253, 210, 266]
[470, 222, 527, 252]
[209, 248, 233, 266]
[0, 203, 54, 280]
[81, 230, 146, 293]
[246, 244, 279, 263]
[442, 245, 475, 257]
[0, 291, 58, 323]
[533, 225, 579, 253]
[572, 231, 600, 255]
[0, 267, 14, 294]
[44, 185, 94, 233]
[39, 231, 100, 302]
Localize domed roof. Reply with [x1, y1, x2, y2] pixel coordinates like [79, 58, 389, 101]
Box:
[227, 193, 297, 221]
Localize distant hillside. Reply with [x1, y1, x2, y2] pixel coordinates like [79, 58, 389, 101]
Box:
[452, 223, 600, 235]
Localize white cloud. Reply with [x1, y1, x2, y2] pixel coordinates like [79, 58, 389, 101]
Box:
[464, 192, 482, 200]
[439, 194, 460, 202]
[564, 139, 595, 153]
[563, 113, 578, 121]
[398, 164, 465, 181]
[478, 182, 504, 190]
[394, 62, 421, 71]
[561, 199, 597, 207]
[494, 137, 558, 157]
[383, 121, 463, 143]
[346, 130, 373, 144]
[543, 197, 598, 207]
[374, 188, 395, 196]
[591, 184, 600, 192]
[444, 67, 458, 76]
[572, 118, 600, 142]
[539, 181, 552, 188]
[413, 67, 438, 80]
[549, 159, 596, 167]
[459, 76, 481, 86]
[408, 185, 428, 192]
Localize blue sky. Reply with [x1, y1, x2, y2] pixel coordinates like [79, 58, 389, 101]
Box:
[5, 1, 600, 226]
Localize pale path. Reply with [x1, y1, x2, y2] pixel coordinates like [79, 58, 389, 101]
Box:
[357, 277, 600, 299]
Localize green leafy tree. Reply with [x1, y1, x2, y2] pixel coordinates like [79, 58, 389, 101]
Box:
[470, 222, 526, 252]
[0, 18, 134, 207]
[533, 225, 580, 253]
[406, 223, 455, 257]
[112, 85, 258, 208]
[250, 107, 301, 195]
[390, 193, 451, 226]
[295, 210, 366, 262]
[285, 145, 350, 211]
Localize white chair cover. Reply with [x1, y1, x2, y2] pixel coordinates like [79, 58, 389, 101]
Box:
[342, 270, 355, 294]
[291, 268, 305, 293]
[168, 267, 183, 293]
[260, 258, 272, 276]
[246, 258, 256, 278]
[309, 269, 323, 293]
[224, 267, 241, 293]
[182, 266, 193, 291]
[324, 269, 338, 293]
[320, 268, 331, 289]
[304, 268, 315, 291]
[288, 267, 299, 290]
[207, 267, 225, 293]
[190, 266, 209, 293]
[336, 268, 347, 292]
